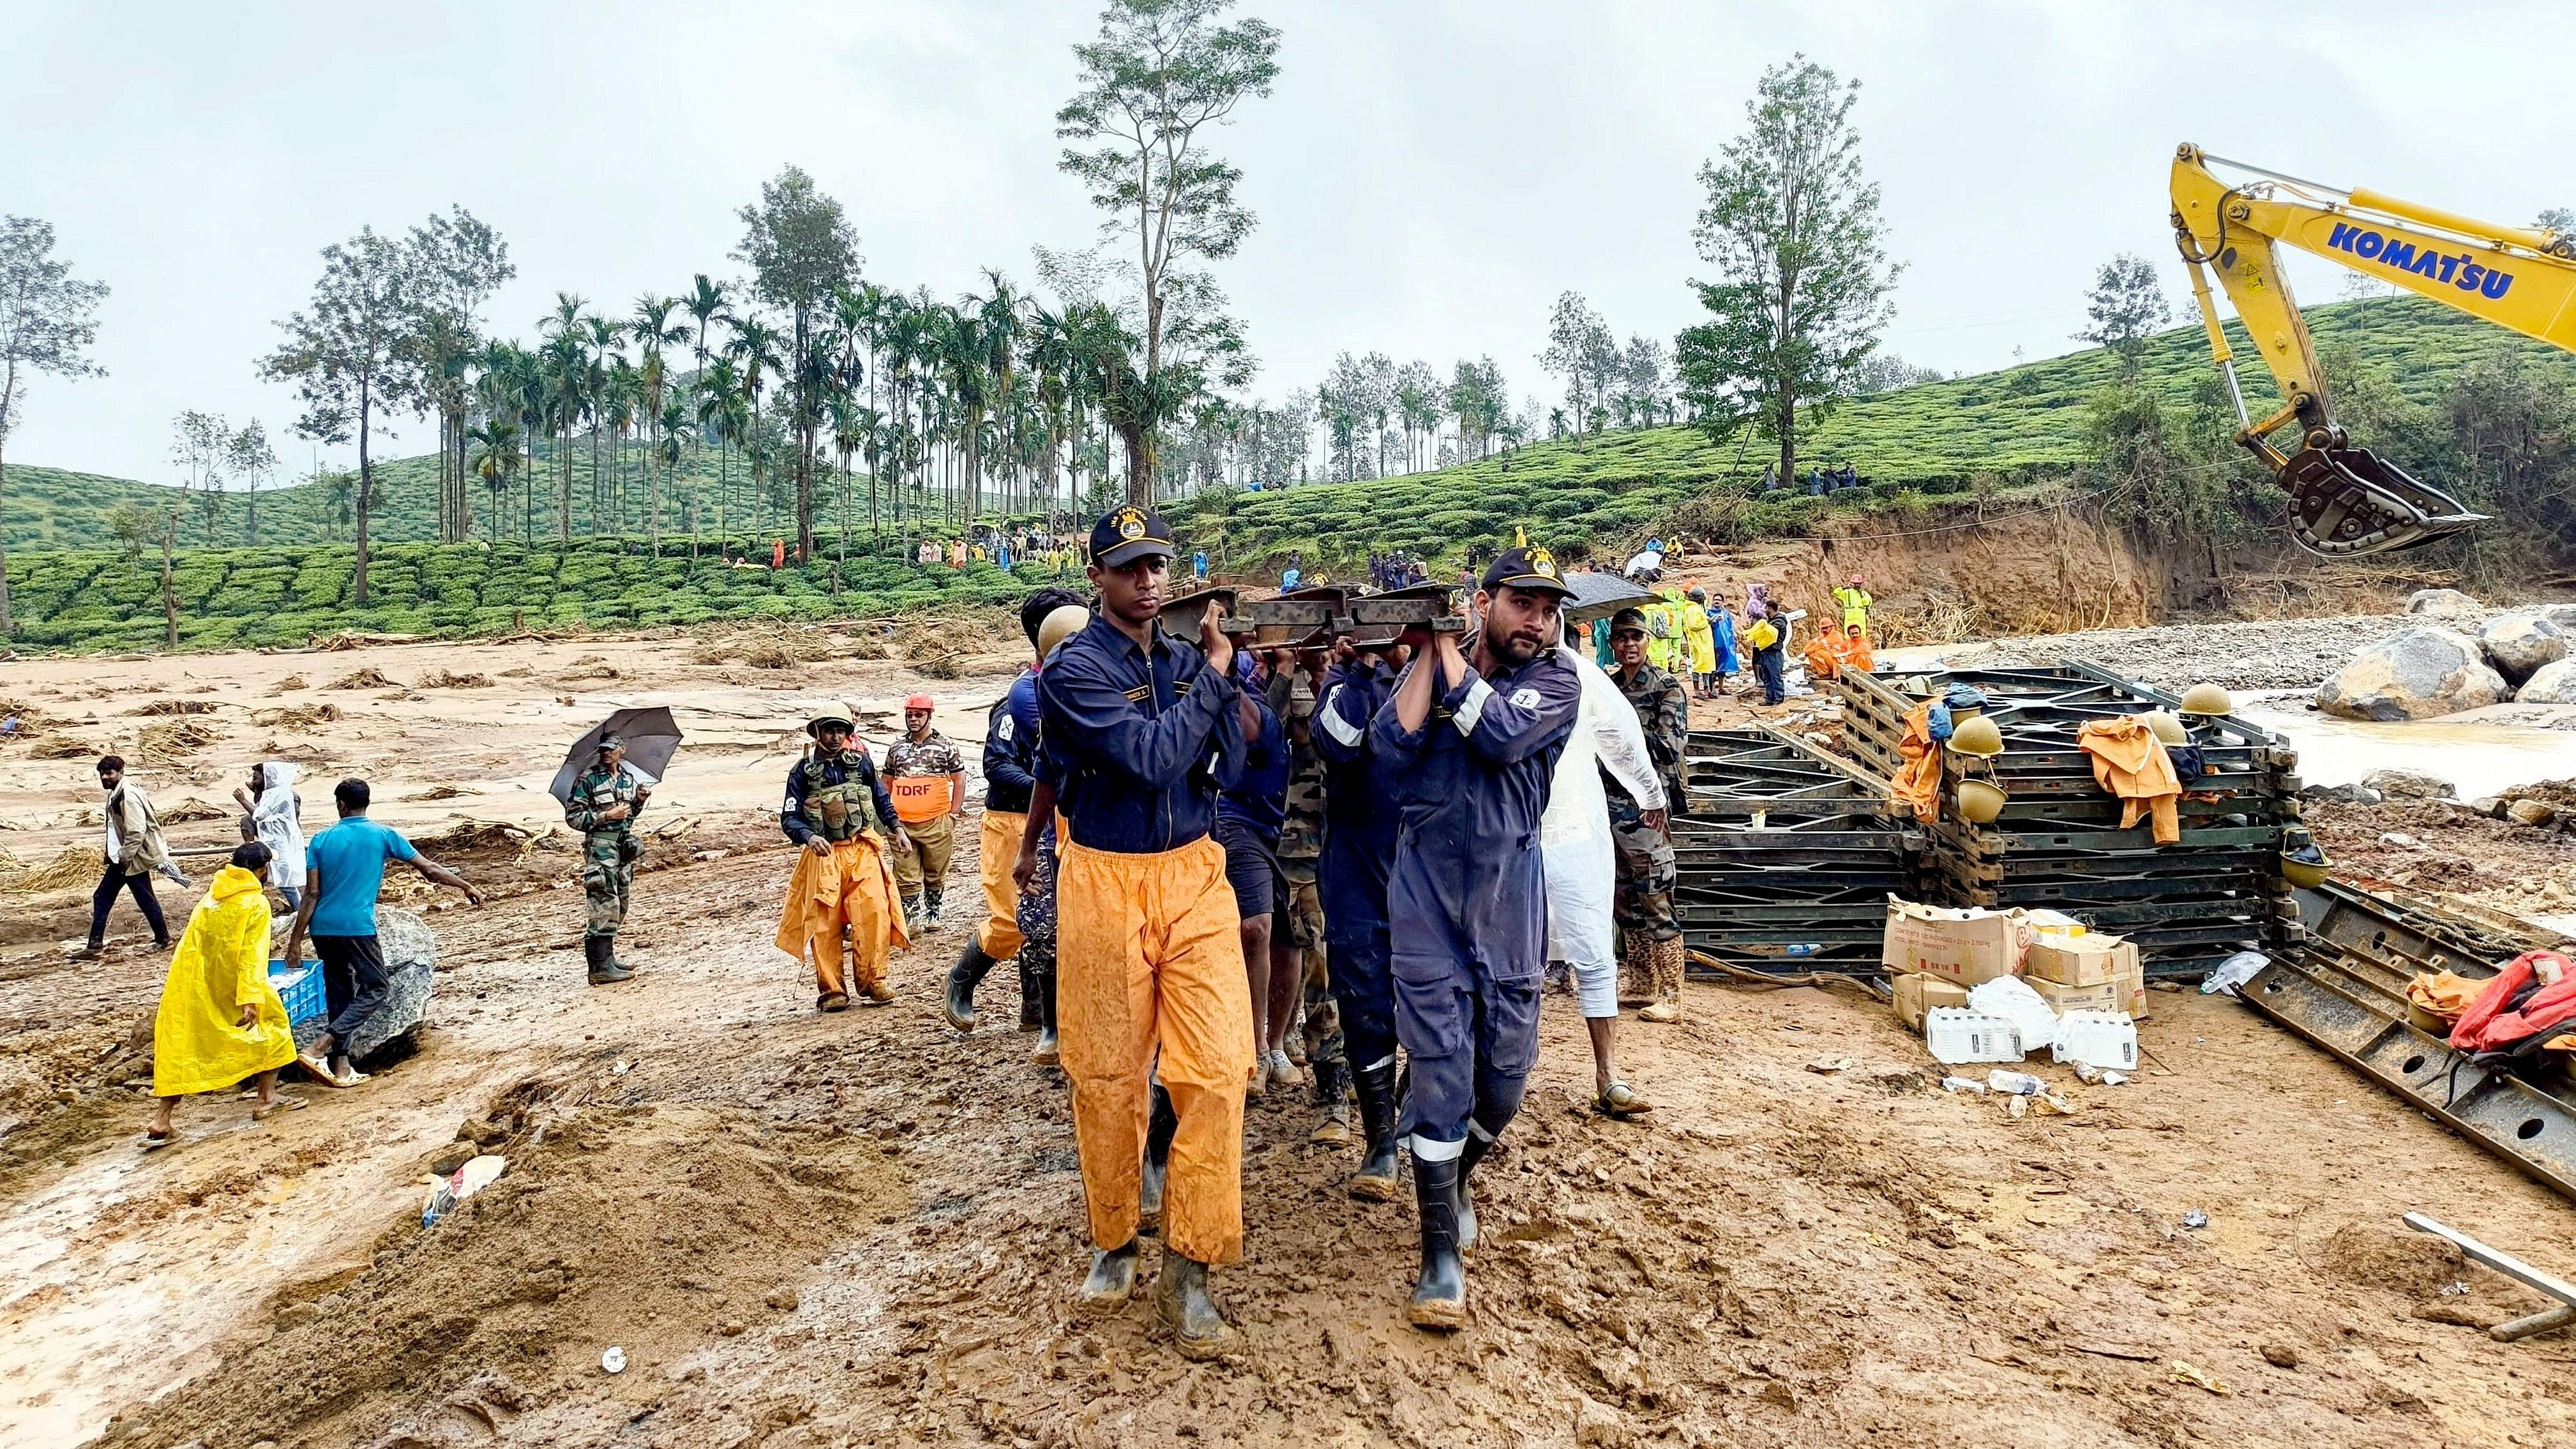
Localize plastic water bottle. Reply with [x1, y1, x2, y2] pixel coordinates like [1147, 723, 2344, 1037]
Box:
[1986, 1069, 2045, 1096]
[1780, 943, 1821, 957]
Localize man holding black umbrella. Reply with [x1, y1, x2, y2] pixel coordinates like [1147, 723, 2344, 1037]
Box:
[564, 735, 649, 986]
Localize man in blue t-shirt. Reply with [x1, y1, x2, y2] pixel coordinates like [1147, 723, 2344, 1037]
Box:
[282, 777, 482, 1087]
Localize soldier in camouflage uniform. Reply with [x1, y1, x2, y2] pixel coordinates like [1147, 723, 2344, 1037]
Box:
[1605, 608, 1689, 1022]
[1271, 648, 1348, 1143]
[564, 734, 649, 986]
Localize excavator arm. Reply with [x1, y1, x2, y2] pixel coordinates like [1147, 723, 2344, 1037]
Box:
[2169, 144, 2576, 555]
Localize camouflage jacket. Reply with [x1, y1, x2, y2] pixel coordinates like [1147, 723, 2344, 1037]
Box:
[564, 765, 641, 841]
[1611, 663, 1690, 815]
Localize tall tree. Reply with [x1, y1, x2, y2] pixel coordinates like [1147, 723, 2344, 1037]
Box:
[169, 409, 229, 543]
[633, 295, 687, 550]
[407, 207, 513, 542]
[735, 165, 860, 562]
[1675, 55, 1898, 486]
[2075, 253, 2169, 373]
[1540, 292, 1613, 447]
[228, 419, 278, 545]
[260, 226, 417, 605]
[1056, 0, 1280, 504]
[0, 216, 109, 635]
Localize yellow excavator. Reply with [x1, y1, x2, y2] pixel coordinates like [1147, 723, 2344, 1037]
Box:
[2169, 144, 2576, 555]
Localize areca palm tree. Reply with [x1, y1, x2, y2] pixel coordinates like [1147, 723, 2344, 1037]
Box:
[468, 417, 518, 546]
[726, 317, 781, 547]
[695, 356, 748, 557]
[632, 295, 688, 551]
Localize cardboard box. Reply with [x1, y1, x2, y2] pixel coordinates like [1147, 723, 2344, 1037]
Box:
[2027, 975, 2126, 1017]
[2026, 934, 2135, 987]
[1883, 897, 2035, 986]
[1892, 972, 1970, 1033]
[2115, 958, 2149, 1020]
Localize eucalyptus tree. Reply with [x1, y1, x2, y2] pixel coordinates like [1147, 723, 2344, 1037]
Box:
[407, 207, 513, 541]
[735, 165, 860, 560]
[228, 419, 278, 544]
[0, 216, 109, 633]
[261, 225, 417, 604]
[1057, 0, 1279, 504]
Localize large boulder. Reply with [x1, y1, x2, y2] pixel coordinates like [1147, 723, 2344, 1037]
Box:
[2538, 603, 2576, 633]
[2480, 612, 2566, 684]
[2519, 657, 2576, 704]
[2316, 626, 2510, 720]
[2361, 767, 2455, 800]
[2406, 588, 2485, 624]
[293, 906, 437, 1068]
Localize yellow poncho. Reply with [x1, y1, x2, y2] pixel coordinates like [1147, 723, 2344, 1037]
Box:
[152, 866, 296, 1097]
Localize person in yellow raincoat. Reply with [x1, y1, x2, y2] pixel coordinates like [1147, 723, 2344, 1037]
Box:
[776, 707, 912, 1011]
[1681, 588, 1719, 698]
[147, 842, 301, 1148]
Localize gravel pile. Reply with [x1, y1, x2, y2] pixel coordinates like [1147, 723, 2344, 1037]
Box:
[1946, 613, 2475, 693]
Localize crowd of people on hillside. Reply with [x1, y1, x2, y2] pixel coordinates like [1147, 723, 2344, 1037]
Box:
[1756, 461, 1865, 497]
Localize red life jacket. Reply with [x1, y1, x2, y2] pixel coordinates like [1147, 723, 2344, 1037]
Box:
[2449, 951, 2576, 1053]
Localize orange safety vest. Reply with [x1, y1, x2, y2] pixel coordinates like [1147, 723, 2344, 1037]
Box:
[887, 772, 953, 824]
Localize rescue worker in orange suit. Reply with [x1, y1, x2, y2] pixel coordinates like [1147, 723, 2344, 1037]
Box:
[776, 708, 910, 1011]
[1371, 545, 1581, 1330]
[1040, 504, 1252, 1358]
[946, 587, 1087, 1037]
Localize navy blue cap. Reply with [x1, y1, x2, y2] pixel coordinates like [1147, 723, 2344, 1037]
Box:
[1088, 505, 1177, 569]
[1480, 543, 1573, 599]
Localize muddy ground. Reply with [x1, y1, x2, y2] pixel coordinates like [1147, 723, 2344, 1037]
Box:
[8, 617, 2576, 1449]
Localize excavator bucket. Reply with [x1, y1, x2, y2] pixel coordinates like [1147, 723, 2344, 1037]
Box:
[2281, 443, 2487, 557]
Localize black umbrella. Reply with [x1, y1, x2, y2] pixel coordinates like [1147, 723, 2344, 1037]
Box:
[550, 706, 684, 804]
[1559, 570, 1657, 623]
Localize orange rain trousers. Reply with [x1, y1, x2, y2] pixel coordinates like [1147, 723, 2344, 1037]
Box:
[2077, 716, 2183, 845]
[1889, 699, 1943, 825]
[775, 834, 912, 998]
[973, 809, 1029, 960]
[1057, 834, 1255, 1266]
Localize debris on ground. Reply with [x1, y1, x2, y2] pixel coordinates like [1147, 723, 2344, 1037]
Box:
[322, 668, 399, 691]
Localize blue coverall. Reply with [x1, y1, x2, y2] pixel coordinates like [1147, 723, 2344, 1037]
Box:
[1368, 639, 1580, 1159]
[1312, 654, 1402, 1074]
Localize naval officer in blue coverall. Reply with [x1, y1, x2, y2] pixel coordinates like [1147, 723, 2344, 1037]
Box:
[1311, 635, 1406, 1201]
[1369, 544, 1581, 1330]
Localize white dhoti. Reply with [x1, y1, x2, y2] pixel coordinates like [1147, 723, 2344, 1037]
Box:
[1541, 646, 1668, 1021]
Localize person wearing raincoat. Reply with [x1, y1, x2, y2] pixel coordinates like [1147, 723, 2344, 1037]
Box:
[234, 761, 306, 910]
[146, 842, 302, 1148]
[1682, 589, 1719, 700]
[1542, 631, 1662, 1116]
[1707, 592, 1740, 689]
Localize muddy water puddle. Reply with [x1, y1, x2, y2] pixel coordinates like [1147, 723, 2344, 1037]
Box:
[2238, 694, 2576, 799]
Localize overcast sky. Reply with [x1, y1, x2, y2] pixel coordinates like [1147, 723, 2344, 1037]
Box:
[5, 0, 2569, 486]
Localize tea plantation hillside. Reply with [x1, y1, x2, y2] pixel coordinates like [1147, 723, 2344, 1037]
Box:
[4, 535, 1069, 652]
[1161, 296, 2576, 566]
[8, 294, 2569, 651]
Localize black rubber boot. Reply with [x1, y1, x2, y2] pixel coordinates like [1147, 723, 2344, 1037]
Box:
[942, 940, 999, 1033]
[1138, 1084, 1179, 1233]
[1350, 1059, 1402, 1201]
[604, 932, 634, 977]
[1018, 956, 1044, 1032]
[1153, 1252, 1239, 1359]
[1076, 1238, 1140, 1314]
[585, 935, 633, 986]
[1406, 1153, 1468, 1332]
[1029, 964, 1060, 1067]
[1456, 1131, 1493, 1251]
[1309, 1058, 1351, 1144]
